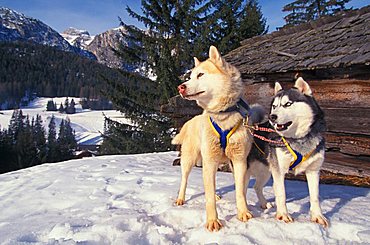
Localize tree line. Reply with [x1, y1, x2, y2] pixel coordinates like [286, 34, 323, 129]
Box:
[46, 98, 76, 114]
[0, 41, 129, 109]
[0, 110, 77, 174]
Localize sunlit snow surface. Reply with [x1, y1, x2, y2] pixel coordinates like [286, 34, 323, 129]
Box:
[0, 97, 129, 146]
[0, 152, 369, 244]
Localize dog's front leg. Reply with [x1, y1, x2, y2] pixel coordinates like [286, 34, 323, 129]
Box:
[203, 161, 222, 231]
[233, 160, 253, 222]
[271, 167, 293, 223]
[306, 170, 329, 227]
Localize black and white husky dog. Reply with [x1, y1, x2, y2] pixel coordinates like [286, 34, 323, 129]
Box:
[267, 77, 329, 227]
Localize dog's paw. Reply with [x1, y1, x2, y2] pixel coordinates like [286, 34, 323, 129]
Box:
[261, 202, 274, 210]
[237, 210, 253, 222]
[276, 212, 294, 223]
[175, 198, 185, 206]
[205, 219, 223, 232]
[311, 214, 329, 228]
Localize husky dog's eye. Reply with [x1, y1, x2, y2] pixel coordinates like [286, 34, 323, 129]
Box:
[272, 105, 277, 110]
[283, 101, 293, 107]
[197, 73, 204, 79]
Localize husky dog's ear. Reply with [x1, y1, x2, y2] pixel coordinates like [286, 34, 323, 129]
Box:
[294, 77, 312, 96]
[209, 46, 222, 65]
[274, 82, 283, 95]
[193, 57, 200, 67]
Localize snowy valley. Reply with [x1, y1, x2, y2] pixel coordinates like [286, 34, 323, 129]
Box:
[0, 97, 127, 147]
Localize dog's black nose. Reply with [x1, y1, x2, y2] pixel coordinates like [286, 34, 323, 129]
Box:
[269, 114, 278, 122]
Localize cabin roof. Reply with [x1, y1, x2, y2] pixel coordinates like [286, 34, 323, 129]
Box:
[224, 6, 370, 81]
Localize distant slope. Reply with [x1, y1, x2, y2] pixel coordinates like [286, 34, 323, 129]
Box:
[0, 41, 128, 109]
[0, 152, 369, 244]
[0, 7, 95, 59]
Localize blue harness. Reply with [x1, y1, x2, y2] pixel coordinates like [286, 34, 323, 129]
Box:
[209, 117, 242, 150]
[289, 150, 303, 171]
[208, 98, 250, 151]
[282, 137, 316, 171]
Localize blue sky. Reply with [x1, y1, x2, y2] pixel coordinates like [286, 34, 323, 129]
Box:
[1, 0, 369, 35]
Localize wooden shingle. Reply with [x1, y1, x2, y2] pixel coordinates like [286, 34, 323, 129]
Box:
[225, 6, 370, 81]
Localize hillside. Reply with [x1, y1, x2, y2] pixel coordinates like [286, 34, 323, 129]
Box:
[0, 152, 369, 244]
[0, 41, 128, 109]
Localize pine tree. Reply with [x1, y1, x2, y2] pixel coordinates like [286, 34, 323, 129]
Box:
[239, 0, 267, 39]
[8, 110, 24, 144]
[58, 103, 64, 113]
[283, 0, 351, 27]
[47, 115, 59, 162]
[57, 118, 77, 161]
[33, 114, 47, 164]
[100, 72, 172, 154]
[64, 98, 69, 111]
[16, 115, 37, 168]
[211, 0, 267, 54]
[119, 0, 214, 102]
[0, 128, 16, 173]
[46, 100, 57, 111]
[66, 99, 76, 114]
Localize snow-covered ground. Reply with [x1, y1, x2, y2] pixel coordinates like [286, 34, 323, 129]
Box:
[0, 97, 128, 146]
[0, 152, 369, 244]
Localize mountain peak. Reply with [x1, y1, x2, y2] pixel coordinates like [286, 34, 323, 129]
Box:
[0, 7, 95, 60]
[62, 27, 90, 36]
[61, 27, 94, 49]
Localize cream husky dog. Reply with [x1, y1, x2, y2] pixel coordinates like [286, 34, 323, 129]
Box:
[174, 46, 270, 231]
[268, 78, 329, 227]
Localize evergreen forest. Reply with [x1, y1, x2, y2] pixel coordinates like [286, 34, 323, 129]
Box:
[0, 41, 128, 109]
[0, 110, 77, 173]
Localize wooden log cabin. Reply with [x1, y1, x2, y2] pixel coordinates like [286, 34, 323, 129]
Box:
[161, 6, 370, 184]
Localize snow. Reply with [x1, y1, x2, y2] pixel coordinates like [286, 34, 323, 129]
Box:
[0, 151, 369, 244]
[0, 97, 129, 146]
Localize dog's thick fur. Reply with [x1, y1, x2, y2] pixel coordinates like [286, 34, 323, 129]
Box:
[267, 77, 329, 227]
[174, 46, 270, 231]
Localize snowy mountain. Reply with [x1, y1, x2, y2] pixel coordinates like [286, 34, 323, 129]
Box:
[60, 25, 129, 69]
[61, 27, 94, 50]
[0, 7, 95, 59]
[0, 151, 369, 243]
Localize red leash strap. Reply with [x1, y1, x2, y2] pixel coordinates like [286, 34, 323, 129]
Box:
[252, 132, 285, 145]
[245, 122, 285, 145]
[253, 125, 277, 133]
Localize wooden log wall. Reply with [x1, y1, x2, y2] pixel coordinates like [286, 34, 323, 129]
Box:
[161, 78, 370, 178]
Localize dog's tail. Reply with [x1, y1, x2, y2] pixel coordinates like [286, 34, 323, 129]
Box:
[248, 104, 266, 125]
[171, 125, 187, 145]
